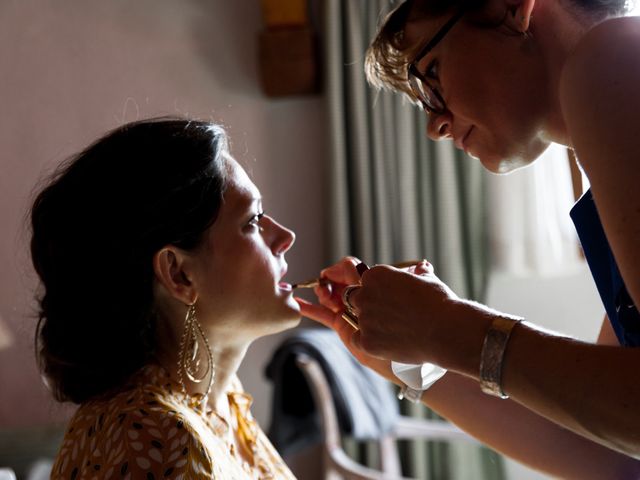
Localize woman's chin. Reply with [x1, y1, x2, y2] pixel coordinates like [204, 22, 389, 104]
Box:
[269, 306, 302, 334]
[286, 315, 302, 329]
[277, 293, 303, 322]
[284, 296, 302, 318]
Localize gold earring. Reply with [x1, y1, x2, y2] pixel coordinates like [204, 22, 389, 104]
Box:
[177, 303, 214, 406]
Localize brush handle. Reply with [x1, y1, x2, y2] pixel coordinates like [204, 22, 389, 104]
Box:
[292, 259, 424, 289]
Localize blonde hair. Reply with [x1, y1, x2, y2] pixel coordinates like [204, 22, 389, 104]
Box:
[364, 0, 626, 101]
[364, 1, 420, 103]
[364, 1, 478, 103]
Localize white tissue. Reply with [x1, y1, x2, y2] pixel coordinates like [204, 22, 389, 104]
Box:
[391, 361, 446, 390]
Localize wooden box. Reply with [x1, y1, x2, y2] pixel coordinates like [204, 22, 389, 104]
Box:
[258, 26, 319, 97]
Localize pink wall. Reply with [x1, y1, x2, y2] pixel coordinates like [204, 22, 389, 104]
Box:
[0, 0, 327, 428]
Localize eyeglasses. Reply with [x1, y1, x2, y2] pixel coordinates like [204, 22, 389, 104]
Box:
[407, 8, 466, 115]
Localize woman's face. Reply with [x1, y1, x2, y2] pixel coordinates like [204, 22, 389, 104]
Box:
[405, 9, 555, 173]
[188, 157, 299, 341]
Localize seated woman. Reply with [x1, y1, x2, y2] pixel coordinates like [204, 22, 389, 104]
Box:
[30, 118, 300, 479]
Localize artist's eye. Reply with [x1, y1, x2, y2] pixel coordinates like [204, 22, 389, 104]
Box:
[424, 60, 439, 80]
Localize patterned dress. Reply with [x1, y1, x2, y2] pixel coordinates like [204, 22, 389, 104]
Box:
[51, 364, 296, 479]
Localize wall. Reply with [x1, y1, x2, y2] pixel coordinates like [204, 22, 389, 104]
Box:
[0, 0, 327, 429]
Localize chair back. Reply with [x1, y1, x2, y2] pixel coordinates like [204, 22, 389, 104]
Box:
[295, 353, 408, 480]
[0, 468, 17, 480]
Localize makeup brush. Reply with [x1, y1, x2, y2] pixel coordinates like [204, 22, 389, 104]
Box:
[291, 259, 424, 289]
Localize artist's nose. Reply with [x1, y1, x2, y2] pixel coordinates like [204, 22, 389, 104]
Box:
[426, 110, 453, 141]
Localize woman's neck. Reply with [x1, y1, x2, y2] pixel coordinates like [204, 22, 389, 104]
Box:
[154, 315, 252, 410]
[207, 342, 249, 402]
[531, 0, 599, 144]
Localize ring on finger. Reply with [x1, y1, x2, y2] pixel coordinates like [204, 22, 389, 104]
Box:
[341, 310, 359, 331]
[342, 284, 360, 312]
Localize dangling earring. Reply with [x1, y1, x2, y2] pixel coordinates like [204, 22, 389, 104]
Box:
[177, 303, 214, 406]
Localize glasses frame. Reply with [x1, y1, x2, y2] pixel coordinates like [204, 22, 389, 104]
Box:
[407, 8, 466, 114]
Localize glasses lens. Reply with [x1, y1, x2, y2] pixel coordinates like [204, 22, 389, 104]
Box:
[408, 70, 444, 114]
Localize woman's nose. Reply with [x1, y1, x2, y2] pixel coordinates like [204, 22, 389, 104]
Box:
[426, 110, 452, 141]
[267, 217, 295, 255]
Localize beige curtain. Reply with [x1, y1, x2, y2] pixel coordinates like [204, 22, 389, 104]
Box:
[323, 0, 503, 478]
[487, 143, 583, 276]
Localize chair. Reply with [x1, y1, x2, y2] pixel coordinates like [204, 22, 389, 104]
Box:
[294, 353, 480, 480]
[0, 468, 16, 480]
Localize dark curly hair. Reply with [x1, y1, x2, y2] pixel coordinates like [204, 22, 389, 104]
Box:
[30, 118, 229, 404]
[365, 0, 631, 102]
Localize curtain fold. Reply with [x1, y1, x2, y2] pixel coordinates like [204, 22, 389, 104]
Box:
[323, 0, 501, 478]
[487, 143, 582, 276]
[325, 0, 489, 298]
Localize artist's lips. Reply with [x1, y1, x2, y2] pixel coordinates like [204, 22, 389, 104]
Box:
[455, 126, 474, 151]
[462, 126, 474, 152]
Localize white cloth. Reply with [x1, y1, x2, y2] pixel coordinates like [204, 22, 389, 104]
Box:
[391, 361, 446, 390]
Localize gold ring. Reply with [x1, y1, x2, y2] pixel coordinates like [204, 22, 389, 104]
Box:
[341, 310, 359, 330]
[341, 285, 360, 312]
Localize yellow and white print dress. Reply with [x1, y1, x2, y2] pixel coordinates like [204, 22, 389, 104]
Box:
[51, 364, 296, 479]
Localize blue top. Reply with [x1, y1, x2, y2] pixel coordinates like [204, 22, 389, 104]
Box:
[570, 188, 640, 346]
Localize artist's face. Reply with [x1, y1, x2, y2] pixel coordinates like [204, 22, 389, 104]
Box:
[190, 157, 300, 342]
[405, 8, 554, 173]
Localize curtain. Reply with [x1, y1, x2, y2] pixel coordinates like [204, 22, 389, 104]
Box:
[487, 143, 583, 276]
[323, 0, 503, 478]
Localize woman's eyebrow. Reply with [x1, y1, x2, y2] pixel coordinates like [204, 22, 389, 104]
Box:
[237, 195, 262, 214]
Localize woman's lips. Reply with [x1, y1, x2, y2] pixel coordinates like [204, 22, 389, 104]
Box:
[277, 265, 291, 291]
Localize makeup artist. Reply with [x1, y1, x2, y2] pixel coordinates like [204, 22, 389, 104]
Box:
[298, 0, 640, 477]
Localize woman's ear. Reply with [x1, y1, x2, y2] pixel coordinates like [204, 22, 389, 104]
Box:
[153, 247, 197, 305]
[501, 0, 536, 33]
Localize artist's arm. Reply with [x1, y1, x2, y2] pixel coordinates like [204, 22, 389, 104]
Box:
[313, 254, 640, 458]
[420, 317, 640, 480]
[299, 256, 640, 478]
[301, 289, 640, 478]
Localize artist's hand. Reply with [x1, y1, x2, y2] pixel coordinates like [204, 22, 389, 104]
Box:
[296, 257, 437, 382]
[299, 256, 492, 370]
[346, 261, 463, 366]
[295, 257, 395, 382]
[296, 295, 398, 384]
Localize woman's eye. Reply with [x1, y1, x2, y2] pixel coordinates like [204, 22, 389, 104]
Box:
[248, 212, 265, 228]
